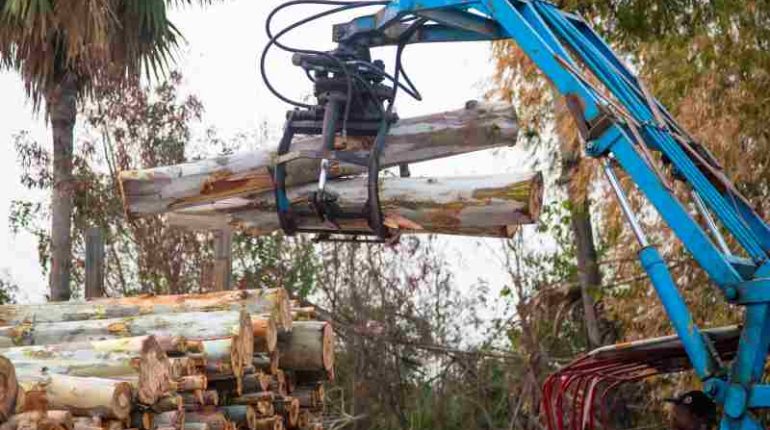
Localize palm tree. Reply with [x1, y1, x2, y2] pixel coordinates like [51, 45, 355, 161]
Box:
[0, 0, 211, 301]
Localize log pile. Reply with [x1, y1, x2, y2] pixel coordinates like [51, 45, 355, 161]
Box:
[0, 289, 333, 430]
[118, 101, 543, 238]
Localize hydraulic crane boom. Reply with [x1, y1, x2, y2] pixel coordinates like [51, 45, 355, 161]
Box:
[264, 0, 770, 428]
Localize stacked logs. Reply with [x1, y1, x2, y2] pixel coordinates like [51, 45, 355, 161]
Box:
[0, 289, 333, 430]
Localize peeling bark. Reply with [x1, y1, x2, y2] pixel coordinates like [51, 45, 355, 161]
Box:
[120, 102, 518, 216]
[169, 172, 543, 238]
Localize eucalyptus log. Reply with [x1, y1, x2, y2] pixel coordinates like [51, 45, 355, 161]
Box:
[1, 411, 72, 430]
[185, 411, 228, 430]
[291, 385, 323, 411]
[119, 101, 518, 215]
[175, 376, 207, 393]
[265, 372, 285, 398]
[273, 398, 298, 429]
[218, 406, 256, 430]
[154, 410, 184, 429]
[150, 395, 184, 414]
[277, 323, 333, 375]
[0, 356, 19, 422]
[130, 411, 153, 430]
[183, 424, 209, 430]
[251, 354, 278, 376]
[200, 339, 245, 384]
[168, 172, 543, 238]
[4, 336, 171, 405]
[252, 418, 280, 430]
[251, 319, 276, 355]
[0, 311, 253, 370]
[0, 289, 289, 333]
[17, 375, 132, 420]
[181, 391, 218, 407]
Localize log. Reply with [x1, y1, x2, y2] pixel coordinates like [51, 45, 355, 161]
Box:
[251, 319, 276, 355]
[290, 385, 323, 411]
[273, 398, 298, 429]
[169, 358, 195, 379]
[277, 323, 333, 375]
[181, 391, 218, 407]
[251, 354, 278, 376]
[0, 311, 254, 370]
[17, 375, 132, 420]
[199, 338, 245, 385]
[119, 101, 519, 215]
[151, 395, 184, 414]
[0, 356, 19, 421]
[130, 411, 153, 430]
[218, 406, 256, 430]
[183, 424, 209, 430]
[154, 410, 184, 429]
[185, 411, 228, 430]
[266, 372, 285, 398]
[252, 418, 279, 430]
[168, 172, 543, 238]
[175, 376, 207, 392]
[4, 336, 171, 406]
[0, 289, 289, 332]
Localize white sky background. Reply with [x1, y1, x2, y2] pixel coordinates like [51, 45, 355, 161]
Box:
[0, 1, 548, 314]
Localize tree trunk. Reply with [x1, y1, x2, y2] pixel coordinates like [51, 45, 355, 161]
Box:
[277, 323, 333, 375]
[119, 102, 518, 216]
[169, 172, 543, 238]
[47, 75, 78, 302]
[17, 374, 132, 420]
[0, 289, 290, 332]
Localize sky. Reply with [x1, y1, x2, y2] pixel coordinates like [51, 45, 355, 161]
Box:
[0, 0, 544, 306]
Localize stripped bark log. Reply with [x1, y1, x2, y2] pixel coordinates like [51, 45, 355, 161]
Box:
[154, 410, 184, 429]
[251, 319, 276, 355]
[10, 336, 170, 406]
[219, 406, 256, 430]
[251, 354, 278, 376]
[0, 311, 253, 370]
[185, 411, 228, 430]
[181, 391, 218, 407]
[17, 375, 132, 420]
[276, 323, 333, 375]
[252, 418, 279, 430]
[168, 172, 543, 238]
[151, 395, 184, 414]
[290, 385, 323, 411]
[0, 289, 289, 333]
[199, 339, 245, 386]
[119, 102, 518, 215]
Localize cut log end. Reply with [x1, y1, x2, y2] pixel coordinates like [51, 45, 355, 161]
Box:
[137, 336, 171, 406]
[252, 318, 277, 355]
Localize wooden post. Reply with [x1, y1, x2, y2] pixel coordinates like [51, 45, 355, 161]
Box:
[212, 229, 232, 292]
[85, 227, 104, 299]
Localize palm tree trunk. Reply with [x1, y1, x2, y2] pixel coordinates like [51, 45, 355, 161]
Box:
[47, 75, 77, 302]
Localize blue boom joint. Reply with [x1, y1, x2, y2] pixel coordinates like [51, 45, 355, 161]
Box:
[309, 0, 770, 427]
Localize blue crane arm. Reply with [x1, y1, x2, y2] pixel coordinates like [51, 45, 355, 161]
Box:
[334, 1, 770, 428]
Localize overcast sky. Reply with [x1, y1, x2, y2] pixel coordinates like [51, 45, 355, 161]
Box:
[0, 1, 542, 305]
